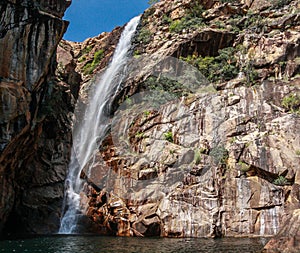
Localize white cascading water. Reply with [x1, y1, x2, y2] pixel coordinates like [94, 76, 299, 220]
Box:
[59, 15, 141, 234]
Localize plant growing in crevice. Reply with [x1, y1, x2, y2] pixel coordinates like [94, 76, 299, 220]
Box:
[281, 93, 300, 113]
[243, 62, 259, 86]
[243, 12, 264, 31]
[137, 27, 152, 44]
[133, 50, 141, 58]
[229, 137, 237, 144]
[78, 55, 86, 63]
[273, 175, 288, 186]
[125, 96, 133, 106]
[194, 149, 202, 165]
[238, 161, 250, 172]
[144, 110, 151, 117]
[135, 131, 144, 139]
[164, 131, 173, 143]
[169, 149, 175, 155]
[83, 49, 104, 75]
[141, 75, 190, 108]
[181, 47, 239, 83]
[81, 45, 92, 55]
[148, 0, 160, 5]
[210, 145, 229, 165]
[162, 14, 172, 25]
[169, 3, 204, 33]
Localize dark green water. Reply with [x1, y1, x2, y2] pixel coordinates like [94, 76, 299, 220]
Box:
[0, 236, 268, 253]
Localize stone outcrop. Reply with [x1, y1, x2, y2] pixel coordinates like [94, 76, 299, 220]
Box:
[82, 78, 300, 238]
[64, 0, 300, 251]
[0, 0, 76, 235]
[263, 209, 300, 253]
[66, 26, 123, 83]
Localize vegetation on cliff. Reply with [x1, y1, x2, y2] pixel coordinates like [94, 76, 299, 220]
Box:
[1, 1, 299, 253]
[59, 2, 300, 250]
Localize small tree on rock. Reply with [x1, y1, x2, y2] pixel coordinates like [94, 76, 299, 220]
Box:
[148, 0, 160, 5]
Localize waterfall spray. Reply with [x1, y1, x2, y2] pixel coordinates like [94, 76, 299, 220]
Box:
[59, 15, 141, 234]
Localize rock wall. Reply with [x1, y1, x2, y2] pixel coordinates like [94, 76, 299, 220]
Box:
[0, 0, 77, 235]
[263, 209, 300, 253]
[1, 1, 299, 252]
[67, 0, 300, 250]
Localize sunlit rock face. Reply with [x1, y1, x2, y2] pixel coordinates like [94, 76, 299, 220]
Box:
[67, 0, 300, 247]
[82, 80, 300, 238]
[0, 0, 76, 235]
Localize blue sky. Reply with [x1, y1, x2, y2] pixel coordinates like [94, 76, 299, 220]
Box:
[63, 0, 150, 42]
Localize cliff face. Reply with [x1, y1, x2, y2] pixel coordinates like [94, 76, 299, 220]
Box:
[0, 0, 77, 235]
[1, 0, 299, 251]
[66, 0, 300, 249]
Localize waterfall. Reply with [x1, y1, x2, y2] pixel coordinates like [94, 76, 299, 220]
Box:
[59, 15, 141, 234]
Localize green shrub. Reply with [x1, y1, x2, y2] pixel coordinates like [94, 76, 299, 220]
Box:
[78, 55, 86, 63]
[194, 149, 202, 165]
[210, 145, 228, 165]
[181, 47, 239, 83]
[195, 56, 215, 80]
[164, 131, 173, 142]
[274, 176, 288, 186]
[83, 49, 104, 75]
[135, 132, 144, 138]
[125, 96, 133, 106]
[144, 110, 150, 117]
[282, 93, 300, 113]
[238, 161, 250, 172]
[81, 45, 92, 55]
[162, 14, 172, 25]
[93, 50, 104, 64]
[133, 50, 141, 58]
[169, 16, 203, 33]
[83, 63, 93, 75]
[137, 28, 152, 44]
[169, 20, 182, 33]
[189, 2, 205, 17]
[169, 149, 175, 155]
[242, 62, 258, 86]
[141, 75, 190, 106]
[169, 3, 204, 33]
[148, 0, 159, 5]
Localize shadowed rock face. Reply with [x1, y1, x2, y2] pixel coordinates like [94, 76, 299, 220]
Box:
[0, 0, 77, 235]
[0, 0, 70, 89]
[263, 209, 300, 253]
[63, 0, 300, 250]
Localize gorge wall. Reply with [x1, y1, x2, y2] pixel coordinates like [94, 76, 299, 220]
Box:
[0, 0, 300, 252]
[60, 0, 300, 252]
[0, 0, 78, 235]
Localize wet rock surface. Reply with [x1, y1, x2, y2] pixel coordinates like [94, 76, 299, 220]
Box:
[0, 0, 76, 235]
[263, 209, 300, 253]
[65, 0, 300, 251]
